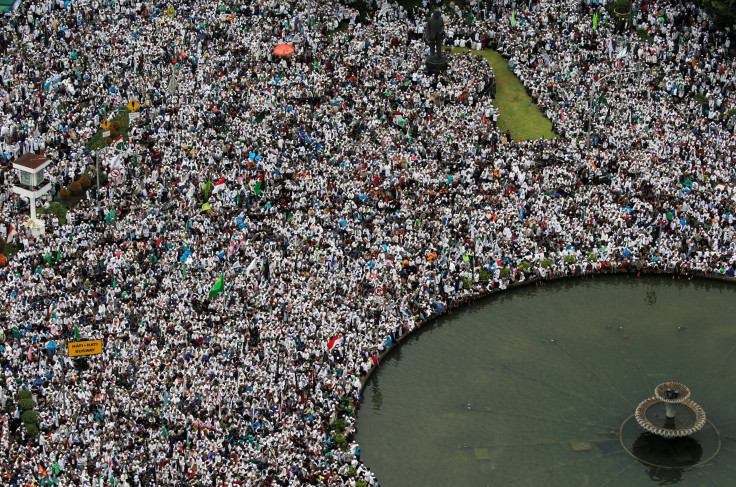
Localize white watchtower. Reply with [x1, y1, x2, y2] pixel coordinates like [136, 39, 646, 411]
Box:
[11, 153, 52, 236]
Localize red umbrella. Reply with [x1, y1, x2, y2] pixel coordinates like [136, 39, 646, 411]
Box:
[274, 44, 295, 57]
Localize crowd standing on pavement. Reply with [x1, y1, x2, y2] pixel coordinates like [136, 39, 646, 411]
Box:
[0, 0, 734, 485]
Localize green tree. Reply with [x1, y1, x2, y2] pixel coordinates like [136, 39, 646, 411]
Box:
[21, 410, 39, 426]
[334, 433, 347, 450]
[17, 398, 35, 412]
[331, 418, 347, 433]
[699, 0, 736, 29]
[24, 423, 39, 438]
[15, 389, 32, 401]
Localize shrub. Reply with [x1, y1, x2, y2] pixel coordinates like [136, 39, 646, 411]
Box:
[518, 261, 531, 272]
[587, 252, 598, 262]
[348, 466, 357, 477]
[563, 255, 577, 264]
[606, 0, 632, 19]
[331, 418, 347, 433]
[499, 266, 510, 278]
[15, 390, 32, 401]
[636, 28, 654, 43]
[112, 120, 122, 131]
[43, 202, 68, 225]
[21, 410, 39, 425]
[478, 268, 490, 282]
[78, 176, 92, 190]
[68, 181, 83, 196]
[24, 423, 39, 437]
[18, 398, 35, 411]
[3, 244, 18, 258]
[356, 482, 368, 487]
[59, 187, 70, 201]
[541, 259, 553, 268]
[334, 433, 347, 450]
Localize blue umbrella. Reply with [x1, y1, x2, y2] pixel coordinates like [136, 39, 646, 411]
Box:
[46, 341, 57, 351]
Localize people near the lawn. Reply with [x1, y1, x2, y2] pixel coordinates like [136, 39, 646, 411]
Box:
[0, 0, 734, 485]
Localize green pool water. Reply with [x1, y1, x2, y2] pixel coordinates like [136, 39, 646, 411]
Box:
[356, 276, 736, 486]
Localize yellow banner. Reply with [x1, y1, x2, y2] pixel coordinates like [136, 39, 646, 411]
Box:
[68, 340, 103, 357]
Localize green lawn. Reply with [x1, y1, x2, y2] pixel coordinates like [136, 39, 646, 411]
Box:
[398, 0, 424, 8]
[452, 47, 555, 141]
[37, 201, 69, 225]
[326, 21, 350, 39]
[86, 108, 131, 150]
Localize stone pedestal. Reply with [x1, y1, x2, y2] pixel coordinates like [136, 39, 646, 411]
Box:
[25, 218, 45, 238]
[426, 55, 448, 73]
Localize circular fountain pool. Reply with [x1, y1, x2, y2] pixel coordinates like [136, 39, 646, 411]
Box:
[356, 277, 736, 486]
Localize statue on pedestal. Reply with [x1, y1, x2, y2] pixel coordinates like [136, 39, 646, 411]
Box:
[424, 9, 448, 72]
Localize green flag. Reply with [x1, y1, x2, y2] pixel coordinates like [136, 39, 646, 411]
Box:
[511, 10, 516, 27]
[201, 202, 211, 212]
[73, 326, 80, 341]
[226, 279, 236, 300]
[56, 249, 61, 261]
[44, 253, 52, 265]
[112, 278, 116, 289]
[254, 181, 263, 196]
[593, 11, 598, 30]
[208, 274, 224, 298]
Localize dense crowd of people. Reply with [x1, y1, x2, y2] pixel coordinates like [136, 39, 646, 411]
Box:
[0, 0, 733, 485]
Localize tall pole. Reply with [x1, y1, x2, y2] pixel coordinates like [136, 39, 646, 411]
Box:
[95, 146, 127, 219]
[30, 194, 36, 221]
[586, 86, 594, 149]
[95, 149, 100, 204]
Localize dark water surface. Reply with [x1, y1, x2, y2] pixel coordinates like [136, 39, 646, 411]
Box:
[356, 276, 736, 486]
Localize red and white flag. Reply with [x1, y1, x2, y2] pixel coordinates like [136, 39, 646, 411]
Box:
[212, 177, 226, 194]
[228, 235, 245, 257]
[7, 224, 15, 241]
[327, 334, 341, 351]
